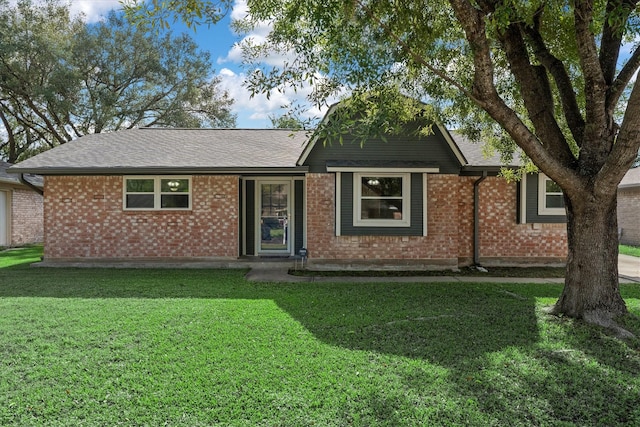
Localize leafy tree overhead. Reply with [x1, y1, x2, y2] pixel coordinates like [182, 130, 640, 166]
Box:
[0, 0, 236, 163]
[133, 0, 640, 334]
[269, 114, 305, 129]
[269, 103, 311, 129]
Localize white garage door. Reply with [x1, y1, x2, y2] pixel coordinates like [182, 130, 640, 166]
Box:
[0, 190, 7, 246]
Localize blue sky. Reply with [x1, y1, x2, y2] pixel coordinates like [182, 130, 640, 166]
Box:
[68, 0, 327, 128]
[44, 1, 640, 129]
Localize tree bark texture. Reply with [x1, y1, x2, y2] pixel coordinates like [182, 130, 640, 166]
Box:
[552, 191, 628, 324]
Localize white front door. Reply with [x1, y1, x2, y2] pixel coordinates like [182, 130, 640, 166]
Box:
[0, 190, 8, 246]
[257, 181, 291, 255]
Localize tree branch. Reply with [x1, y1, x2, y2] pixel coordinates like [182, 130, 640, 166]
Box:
[574, 0, 608, 133]
[523, 17, 585, 145]
[598, 78, 640, 194]
[354, 0, 475, 101]
[499, 24, 576, 166]
[599, 0, 636, 86]
[447, 0, 580, 189]
[0, 107, 17, 162]
[608, 45, 640, 112]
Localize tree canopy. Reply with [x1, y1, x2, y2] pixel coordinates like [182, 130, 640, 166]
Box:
[120, 0, 640, 330]
[0, 0, 236, 162]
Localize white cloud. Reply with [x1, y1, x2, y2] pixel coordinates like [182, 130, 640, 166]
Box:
[216, 0, 343, 127]
[68, 0, 122, 22]
[230, 0, 248, 21]
[7, 0, 122, 22]
[14, 0, 337, 128]
[217, 68, 334, 127]
[219, 0, 286, 67]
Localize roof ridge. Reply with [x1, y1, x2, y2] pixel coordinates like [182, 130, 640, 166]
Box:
[137, 127, 307, 131]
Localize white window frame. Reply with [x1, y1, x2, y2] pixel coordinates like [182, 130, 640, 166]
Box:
[537, 173, 565, 215]
[123, 176, 192, 211]
[353, 172, 411, 227]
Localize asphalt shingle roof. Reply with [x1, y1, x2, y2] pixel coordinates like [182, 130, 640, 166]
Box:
[449, 132, 520, 167]
[0, 160, 43, 187]
[8, 127, 521, 175]
[8, 128, 309, 174]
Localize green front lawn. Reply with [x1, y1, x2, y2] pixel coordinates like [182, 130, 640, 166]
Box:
[620, 245, 640, 257]
[0, 245, 42, 268]
[1, 250, 640, 425]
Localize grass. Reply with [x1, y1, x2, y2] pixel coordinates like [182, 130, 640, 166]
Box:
[0, 245, 43, 268]
[1, 249, 640, 426]
[620, 245, 640, 257]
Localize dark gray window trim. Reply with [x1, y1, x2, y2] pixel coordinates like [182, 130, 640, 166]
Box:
[336, 171, 427, 236]
[353, 172, 411, 228]
[520, 173, 567, 224]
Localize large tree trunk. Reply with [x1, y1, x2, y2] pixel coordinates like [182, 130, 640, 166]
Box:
[551, 191, 629, 332]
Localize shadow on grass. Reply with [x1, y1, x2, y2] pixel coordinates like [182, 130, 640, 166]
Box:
[2, 267, 639, 425]
[0, 266, 560, 366]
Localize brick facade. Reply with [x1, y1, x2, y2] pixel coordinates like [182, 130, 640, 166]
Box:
[44, 175, 239, 260]
[42, 173, 567, 266]
[11, 188, 44, 245]
[474, 176, 567, 265]
[618, 187, 640, 246]
[305, 173, 567, 267]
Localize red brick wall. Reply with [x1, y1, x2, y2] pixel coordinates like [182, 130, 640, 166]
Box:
[10, 188, 44, 245]
[43, 173, 567, 265]
[475, 177, 567, 265]
[305, 173, 461, 265]
[457, 176, 475, 262]
[306, 173, 567, 266]
[618, 187, 640, 246]
[44, 176, 239, 260]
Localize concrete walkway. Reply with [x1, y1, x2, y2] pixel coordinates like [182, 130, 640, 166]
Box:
[619, 254, 640, 282]
[33, 254, 640, 284]
[246, 255, 640, 284]
[244, 269, 568, 284]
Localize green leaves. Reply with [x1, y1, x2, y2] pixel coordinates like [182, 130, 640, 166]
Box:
[122, 0, 234, 29]
[0, 0, 236, 162]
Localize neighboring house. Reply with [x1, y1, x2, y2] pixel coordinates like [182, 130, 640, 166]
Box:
[618, 167, 640, 246]
[0, 160, 44, 247]
[8, 117, 568, 268]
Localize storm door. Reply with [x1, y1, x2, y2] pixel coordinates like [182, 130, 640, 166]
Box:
[258, 181, 291, 255]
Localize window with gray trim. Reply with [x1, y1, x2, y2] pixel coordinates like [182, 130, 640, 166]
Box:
[353, 172, 410, 227]
[538, 174, 565, 215]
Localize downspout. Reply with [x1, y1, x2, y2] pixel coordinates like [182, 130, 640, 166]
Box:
[473, 171, 488, 266]
[19, 174, 44, 196]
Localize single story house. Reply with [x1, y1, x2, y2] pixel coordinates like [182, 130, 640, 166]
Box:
[8, 117, 568, 268]
[0, 160, 44, 247]
[618, 167, 640, 246]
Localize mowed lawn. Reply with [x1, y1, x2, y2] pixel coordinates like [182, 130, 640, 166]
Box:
[1, 248, 640, 426]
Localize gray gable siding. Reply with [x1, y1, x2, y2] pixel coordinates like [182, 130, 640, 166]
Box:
[303, 126, 463, 173]
[340, 172, 424, 236]
[525, 174, 567, 223]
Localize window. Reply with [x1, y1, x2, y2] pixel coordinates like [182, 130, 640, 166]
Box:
[353, 172, 410, 227]
[538, 174, 565, 215]
[124, 176, 191, 210]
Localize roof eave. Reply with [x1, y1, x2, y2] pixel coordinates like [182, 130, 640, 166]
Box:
[619, 183, 640, 189]
[7, 166, 309, 175]
[460, 165, 516, 176]
[0, 177, 20, 185]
